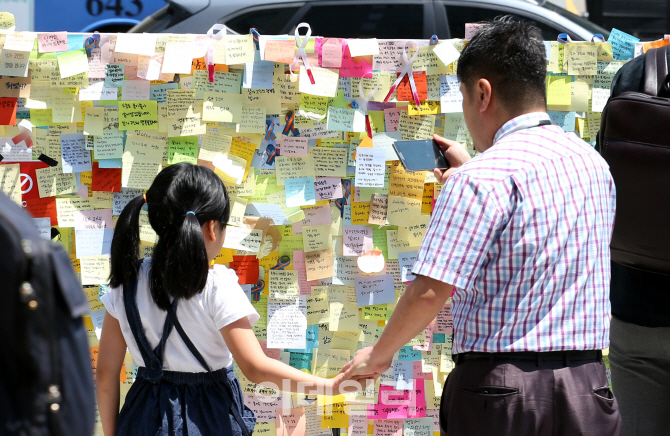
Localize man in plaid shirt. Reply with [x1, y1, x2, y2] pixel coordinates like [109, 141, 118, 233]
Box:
[342, 18, 622, 435]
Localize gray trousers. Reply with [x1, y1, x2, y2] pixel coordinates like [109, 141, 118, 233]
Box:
[440, 356, 622, 435]
[610, 316, 670, 436]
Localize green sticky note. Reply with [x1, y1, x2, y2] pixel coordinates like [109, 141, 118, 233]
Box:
[56, 49, 88, 78]
[168, 136, 198, 164]
[368, 110, 385, 134]
[372, 228, 389, 259]
[29, 109, 53, 127]
[118, 100, 158, 130]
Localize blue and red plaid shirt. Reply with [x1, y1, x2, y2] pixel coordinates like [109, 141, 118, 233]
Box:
[413, 112, 616, 353]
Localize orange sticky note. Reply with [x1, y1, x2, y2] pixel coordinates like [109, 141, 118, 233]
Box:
[396, 71, 428, 102]
[265, 40, 296, 64]
[351, 201, 370, 225]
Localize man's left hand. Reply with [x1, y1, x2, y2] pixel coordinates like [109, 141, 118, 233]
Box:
[340, 346, 392, 385]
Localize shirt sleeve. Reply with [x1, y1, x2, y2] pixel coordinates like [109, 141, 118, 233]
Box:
[100, 285, 122, 319]
[208, 265, 260, 330]
[412, 173, 505, 291]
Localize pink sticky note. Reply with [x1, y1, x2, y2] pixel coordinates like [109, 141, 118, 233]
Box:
[73, 209, 113, 230]
[38, 32, 68, 53]
[322, 38, 343, 68]
[293, 204, 331, 233]
[465, 23, 484, 39]
[434, 304, 453, 334]
[384, 107, 404, 132]
[280, 137, 309, 156]
[343, 226, 373, 256]
[293, 250, 318, 295]
[314, 177, 343, 201]
[368, 380, 426, 419]
[340, 40, 373, 78]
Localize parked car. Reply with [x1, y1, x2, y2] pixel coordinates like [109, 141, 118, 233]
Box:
[130, 0, 610, 41]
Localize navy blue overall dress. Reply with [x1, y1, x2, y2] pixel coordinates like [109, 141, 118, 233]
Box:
[114, 272, 257, 435]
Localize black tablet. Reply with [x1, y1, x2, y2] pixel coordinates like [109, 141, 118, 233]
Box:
[392, 139, 450, 172]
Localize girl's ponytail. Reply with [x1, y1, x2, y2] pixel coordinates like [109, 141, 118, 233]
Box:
[161, 212, 210, 307]
[109, 195, 145, 288]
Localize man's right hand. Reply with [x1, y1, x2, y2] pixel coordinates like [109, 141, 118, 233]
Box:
[433, 134, 471, 184]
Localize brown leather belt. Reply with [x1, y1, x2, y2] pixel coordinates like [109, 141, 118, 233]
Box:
[452, 350, 603, 365]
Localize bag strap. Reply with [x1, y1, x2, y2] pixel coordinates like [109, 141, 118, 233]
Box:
[643, 47, 669, 96]
[165, 303, 253, 436]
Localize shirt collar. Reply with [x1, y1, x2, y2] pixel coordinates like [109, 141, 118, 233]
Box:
[493, 112, 552, 144]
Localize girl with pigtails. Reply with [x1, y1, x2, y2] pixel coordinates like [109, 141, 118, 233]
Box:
[96, 163, 351, 436]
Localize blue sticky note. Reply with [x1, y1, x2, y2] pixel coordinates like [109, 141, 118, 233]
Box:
[150, 83, 179, 103]
[355, 274, 396, 306]
[608, 28, 640, 61]
[285, 176, 316, 208]
[433, 334, 446, 343]
[397, 250, 419, 282]
[243, 51, 275, 89]
[393, 360, 414, 390]
[75, 228, 114, 258]
[97, 158, 123, 168]
[289, 352, 313, 370]
[543, 41, 552, 61]
[60, 133, 92, 173]
[548, 111, 576, 132]
[398, 346, 422, 361]
[287, 325, 318, 353]
[105, 64, 125, 88]
[67, 34, 84, 51]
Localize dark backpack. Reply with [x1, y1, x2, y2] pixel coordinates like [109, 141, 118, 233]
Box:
[0, 192, 95, 436]
[598, 47, 670, 275]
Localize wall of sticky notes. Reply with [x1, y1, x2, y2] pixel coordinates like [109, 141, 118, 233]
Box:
[0, 23, 641, 436]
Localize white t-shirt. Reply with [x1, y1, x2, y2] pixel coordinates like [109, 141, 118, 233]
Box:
[101, 259, 259, 372]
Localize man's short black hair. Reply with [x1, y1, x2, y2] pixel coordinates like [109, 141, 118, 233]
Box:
[457, 17, 547, 112]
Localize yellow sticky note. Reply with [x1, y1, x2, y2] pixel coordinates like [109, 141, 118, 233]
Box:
[225, 34, 255, 65]
[546, 76, 572, 106]
[298, 66, 339, 98]
[118, 100, 158, 130]
[56, 49, 89, 78]
[84, 107, 104, 136]
[80, 255, 111, 286]
[0, 12, 15, 30]
[406, 214, 432, 246]
[269, 269, 299, 299]
[237, 106, 266, 134]
[203, 92, 243, 123]
[566, 43, 597, 76]
[407, 100, 441, 116]
[166, 89, 198, 118]
[321, 402, 349, 428]
[387, 195, 422, 226]
[329, 302, 359, 332]
[303, 224, 332, 252]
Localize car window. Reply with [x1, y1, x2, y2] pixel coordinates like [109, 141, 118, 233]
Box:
[444, 5, 567, 41]
[297, 3, 423, 39]
[223, 6, 302, 35]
